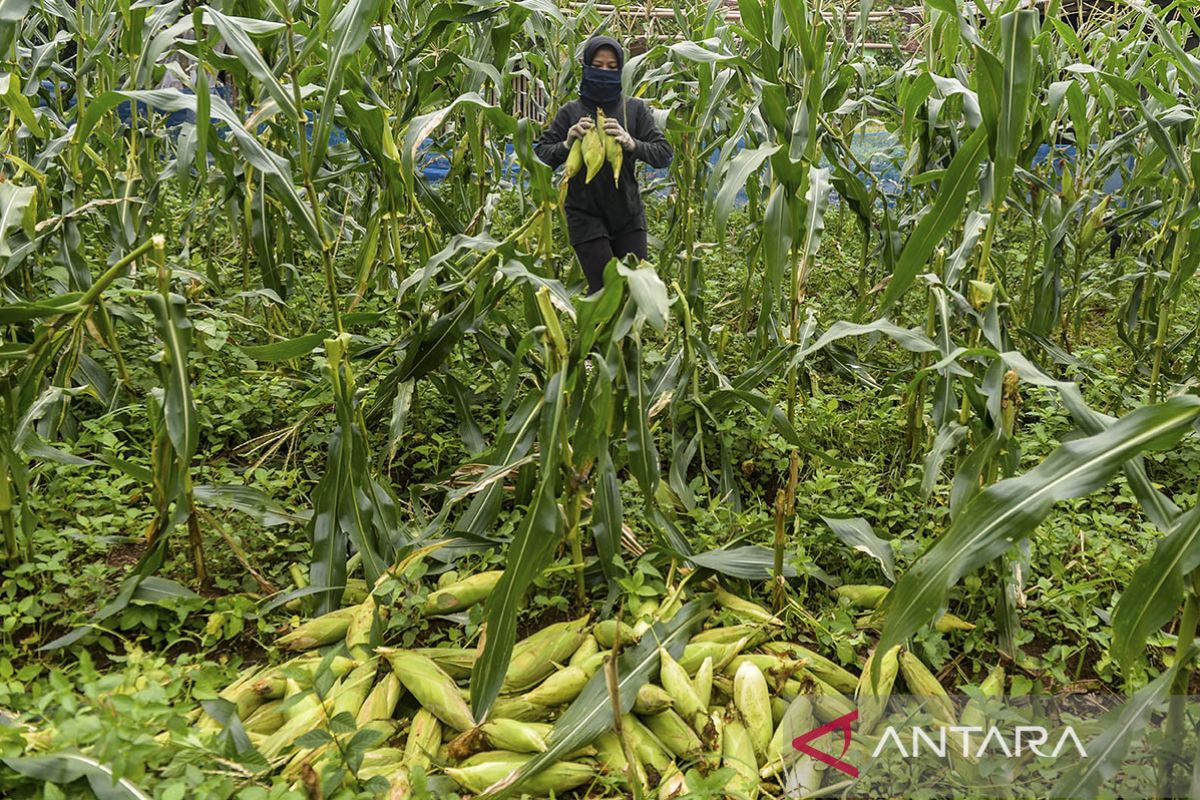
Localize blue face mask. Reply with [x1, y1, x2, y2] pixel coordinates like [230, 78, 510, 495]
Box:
[580, 64, 622, 105]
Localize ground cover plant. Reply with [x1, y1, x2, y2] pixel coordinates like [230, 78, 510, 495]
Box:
[3, 0, 1200, 797]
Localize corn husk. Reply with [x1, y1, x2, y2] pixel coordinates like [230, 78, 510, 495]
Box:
[345, 595, 381, 661]
[459, 749, 529, 767]
[856, 644, 900, 735]
[284, 653, 358, 682]
[408, 647, 475, 680]
[217, 674, 285, 722]
[276, 606, 358, 651]
[260, 669, 374, 760]
[492, 696, 555, 722]
[781, 672, 855, 723]
[594, 619, 638, 648]
[762, 695, 814, 780]
[522, 652, 605, 707]
[727, 654, 805, 690]
[834, 584, 890, 609]
[761, 641, 859, 693]
[386, 766, 413, 800]
[563, 139, 584, 183]
[632, 683, 674, 715]
[934, 612, 976, 632]
[679, 636, 748, 675]
[569, 635, 601, 666]
[519, 666, 589, 708]
[280, 678, 317, 723]
[713, 585, 782, 626]
[448, 719, 552, 760]
[722, 716, 759, 800]
[642, 709, 702, 758]
[342, 578, 368, 605]
[657, 762, 689, 800]
[771, 696, 789, 726]
[281, 718, 394, 782]
[423, 570, 503, 616]
[357, 671, 402, 724]
[960, 665, 1006, 736]
[693, 656, 713, 709]
[243, 699, 284, 735]
[445, 753, 594, 795]
[699, 710, 723, 771]
[403, 708, 442, 770]
[503, 616, 589, 691]
[381, 649, 475, 731]
[604, 123, 623, 188]
[659, 647, 705, 721]
[734, 661, 772, 763]
[331, 658, 377, 718]
[622, 713, 673, 773]
[633, 596, 661, 620]
[899, 650, 956, 725]
[689, 624, 762, 645]
[583, 123, 605, 183]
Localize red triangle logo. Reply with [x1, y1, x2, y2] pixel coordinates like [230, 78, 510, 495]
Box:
[792, 709, 859, 778]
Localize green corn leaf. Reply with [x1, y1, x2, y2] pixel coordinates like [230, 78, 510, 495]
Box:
[0, 180, 37, 258]
[592, 452, 625, 581]
[820, 516, 895, 582]
[1049, 656, 1189, 798]
[309, 0, 386, 176]
[470, 368, 567, 721]
[1112, 504, 1200, 672]
[617, 262, 669, 332]
[456, 394, 542, 535]
[0, 72, 42, 136]
[875, 396, 1200, 679]
[758, 183, 792, 343]
[0, 294, 82, 324]
[146, 292, 198, 462]
[624, 337, 661, 502]
[239, 332, 330, 363]
[78, 90, 322, 248]
[0, 0, 33, 55]
[2, 753, 152, 800]
[205, 7, 297, 119]
[878, 124, 988, 315]
[799, 166, 832, 261]
[689, 546, 798, 579]
[991, 10, 1037, 207]
[713, 143, 779, 234]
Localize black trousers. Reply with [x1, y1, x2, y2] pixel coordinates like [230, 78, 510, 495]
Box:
[573, 229, 648, 295]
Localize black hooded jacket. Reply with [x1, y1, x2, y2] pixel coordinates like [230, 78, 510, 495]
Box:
[534, 37, 673, 246]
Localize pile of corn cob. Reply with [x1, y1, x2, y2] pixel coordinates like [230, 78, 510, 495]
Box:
[194, 574, 982, 799]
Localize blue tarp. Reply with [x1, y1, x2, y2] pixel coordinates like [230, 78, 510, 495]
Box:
[36, 82, 1128, 206]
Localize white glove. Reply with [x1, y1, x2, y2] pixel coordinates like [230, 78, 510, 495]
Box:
[566, 116, 594, 145]
[603, 116, 636, 152]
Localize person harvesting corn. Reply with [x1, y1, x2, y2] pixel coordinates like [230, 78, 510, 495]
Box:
[535, 35, 673, 294]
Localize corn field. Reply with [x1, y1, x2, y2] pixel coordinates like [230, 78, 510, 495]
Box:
[3, 0, 1200, 797]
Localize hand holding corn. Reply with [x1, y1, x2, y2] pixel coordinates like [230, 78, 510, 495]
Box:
[602, 116, 635, 151]
[566, 117, 594, 145]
